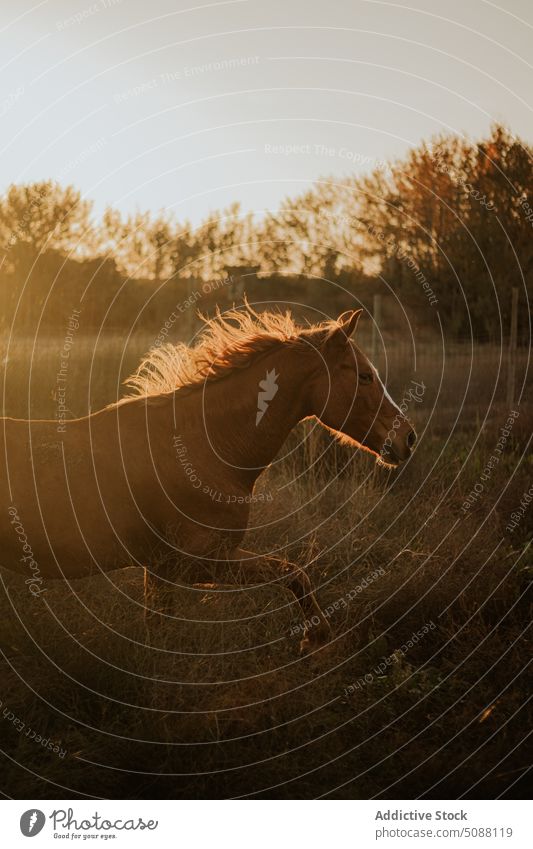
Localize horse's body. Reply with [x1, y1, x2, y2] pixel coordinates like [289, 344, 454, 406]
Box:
[0, 307, 416, 650]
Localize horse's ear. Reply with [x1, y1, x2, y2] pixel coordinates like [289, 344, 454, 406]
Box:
[323, 309, 363, 355]
[338, 309, 363, 337]
[324, 310, 363, 356]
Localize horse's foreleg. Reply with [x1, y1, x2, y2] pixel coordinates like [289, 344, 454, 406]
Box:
[223, 547, 331, 653]
[143, 558, 211, 642]
[143, 565, 175, 644]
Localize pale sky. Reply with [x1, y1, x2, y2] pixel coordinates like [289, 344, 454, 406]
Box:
[1, 0, 531, 225]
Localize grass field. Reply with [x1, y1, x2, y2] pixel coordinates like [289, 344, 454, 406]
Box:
[0, 330, 531, 799]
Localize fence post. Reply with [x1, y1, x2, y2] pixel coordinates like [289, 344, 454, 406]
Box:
[506, 286, 518, 409]
[371, 294, 381, 365]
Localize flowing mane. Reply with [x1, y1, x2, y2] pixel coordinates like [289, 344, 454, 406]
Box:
[124, 303, 335, 399]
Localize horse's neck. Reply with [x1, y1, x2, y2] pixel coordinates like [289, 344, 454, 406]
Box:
[201, 346, 311, 484]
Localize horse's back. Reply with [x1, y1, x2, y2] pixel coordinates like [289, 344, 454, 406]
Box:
[0, 396, 254, 579]
[0, 413, 142, 578]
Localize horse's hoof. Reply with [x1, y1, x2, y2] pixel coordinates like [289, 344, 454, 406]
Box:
[299, 622, 331, 655]
[299, 635, 311, 655]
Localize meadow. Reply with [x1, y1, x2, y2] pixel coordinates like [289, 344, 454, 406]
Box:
[0, 325, 531, 799]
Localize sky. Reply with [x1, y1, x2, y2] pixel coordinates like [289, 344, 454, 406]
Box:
[1, 0, 531, 226]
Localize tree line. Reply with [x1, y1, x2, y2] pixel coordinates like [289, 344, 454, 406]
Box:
[1, 124, 531, 340]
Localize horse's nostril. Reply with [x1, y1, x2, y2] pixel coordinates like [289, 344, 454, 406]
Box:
[407, 430, 417, 449]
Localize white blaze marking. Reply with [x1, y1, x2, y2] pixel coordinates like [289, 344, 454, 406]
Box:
[370, 364, 403, 416]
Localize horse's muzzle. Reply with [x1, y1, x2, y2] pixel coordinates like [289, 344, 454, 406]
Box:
[380, 428, 417, 465]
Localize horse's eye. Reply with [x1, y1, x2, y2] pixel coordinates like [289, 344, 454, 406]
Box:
[358, 372, 373, 384]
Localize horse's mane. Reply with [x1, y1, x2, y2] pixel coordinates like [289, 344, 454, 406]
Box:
[123, 303, 335, 400]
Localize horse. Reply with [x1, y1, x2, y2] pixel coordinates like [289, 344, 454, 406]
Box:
[0, 306, 416, 652]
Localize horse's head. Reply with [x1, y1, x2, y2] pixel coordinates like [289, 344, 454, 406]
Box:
[308, 310, 417, 467]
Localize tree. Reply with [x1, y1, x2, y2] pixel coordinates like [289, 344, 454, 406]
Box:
[0, 181, 95, 263]
[351, 125, 533, 338]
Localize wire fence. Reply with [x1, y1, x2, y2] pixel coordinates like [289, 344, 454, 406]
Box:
[0, 331, 530, 424]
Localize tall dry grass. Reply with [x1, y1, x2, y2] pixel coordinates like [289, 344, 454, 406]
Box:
[0, 333, 531, 799]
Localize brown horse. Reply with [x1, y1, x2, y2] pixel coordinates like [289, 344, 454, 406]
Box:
[0, 306, 415, 651]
